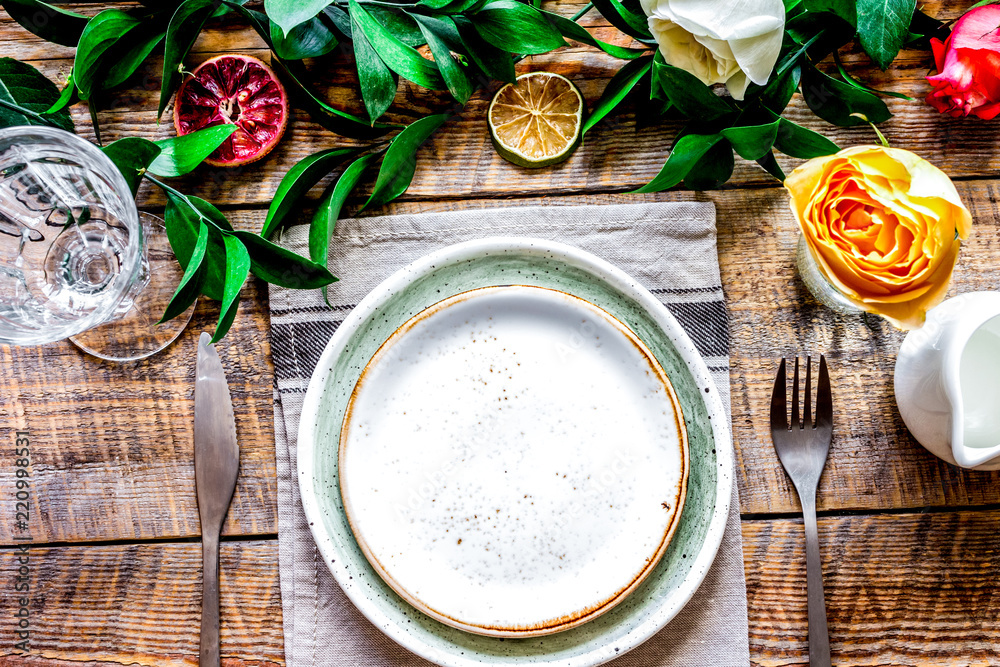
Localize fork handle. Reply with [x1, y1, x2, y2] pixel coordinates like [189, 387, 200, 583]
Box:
[801, 487, 831, 667]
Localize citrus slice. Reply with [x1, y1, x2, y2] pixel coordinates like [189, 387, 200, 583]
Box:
[173, 54, 289, 168]
[488, 72, 584, 168]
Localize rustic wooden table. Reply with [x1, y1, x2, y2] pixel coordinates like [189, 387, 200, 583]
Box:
[2, 2, 999, 665]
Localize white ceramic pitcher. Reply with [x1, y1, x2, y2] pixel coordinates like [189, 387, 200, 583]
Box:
[894, 291, 1000, 470]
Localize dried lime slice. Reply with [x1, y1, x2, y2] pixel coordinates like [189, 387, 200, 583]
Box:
[488, 72, 584, 168]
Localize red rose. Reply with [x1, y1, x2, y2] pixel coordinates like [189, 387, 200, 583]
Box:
[926, 5, 1000, 120]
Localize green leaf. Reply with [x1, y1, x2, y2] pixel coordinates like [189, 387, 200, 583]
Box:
[269, 55, 394, 137]
[541, 9, 649, 59]
[225, 0, 272, 40]
[800, 61, 891, 126]
[412, 14, 473, 104]
[588, 0, 653, 41]
[0, 58, 73, 132]
[159, 0, 218, 119]
[223, 2, 394, 135]
[310, 152, 378, 267]
[799, 0, 856, 26]
[652, 60, 733, 121]
[833, 52, 913, 100]
[101, 137, 161, 198]
[721, 120, 780, 161]
[164, 191, 230, 300]
[759, 64, 800, 114]
[149, 124, 238, 177]
[0, 0, 88, 47]
[366, 113, 449, 209]
[774, 29, 824, 78]
[261, 147, 357, 238]
[422, 0, 485, 14]
[773, 117, 840, 158]
[418, 0, 457, 9]
[350, 0, 445, 90]
[322, 6, 352, 38]
[857, 0, 916, 69]
[904, 8, 949, 50]
[453, 15, 514, 83]
[46, 69, 78, 115]
[233, 230, 337, 289]
[186, 194, 236, 232]
[87, 99, 101, 145]
[104, 27, 166, 90]
[470, 0, 566, 54]
[633, 132, 724, 193]
[74, 9, 143, 100]
[351, 10, 399, 122]
[368, 7, 425, 47]
[160, 220, 208, 323]
[213, 233, 250, 342]
[582, 55, 652, 135]
[269, 13, 339, 59]
[265, 0, 332, 36]
[211, 0, 240, 18]
[683, 139, 733, 190]
[756, 151, 785, 182]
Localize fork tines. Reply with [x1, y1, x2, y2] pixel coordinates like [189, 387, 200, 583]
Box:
[770, 355, 832, 431]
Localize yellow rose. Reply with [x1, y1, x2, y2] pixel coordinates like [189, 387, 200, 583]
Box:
[785, 145, 972, 330]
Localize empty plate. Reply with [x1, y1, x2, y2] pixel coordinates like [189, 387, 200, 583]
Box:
[338, 285, 688, 637]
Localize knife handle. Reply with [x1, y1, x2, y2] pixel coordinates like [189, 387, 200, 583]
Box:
[200, 531, 221, 667]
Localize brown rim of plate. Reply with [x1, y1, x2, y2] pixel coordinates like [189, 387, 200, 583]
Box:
[337, 285, 689, 638]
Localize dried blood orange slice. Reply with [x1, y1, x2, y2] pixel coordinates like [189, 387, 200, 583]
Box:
[173, 54, 289, 168]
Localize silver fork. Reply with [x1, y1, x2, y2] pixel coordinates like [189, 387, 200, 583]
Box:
[770, 355, 833, 667]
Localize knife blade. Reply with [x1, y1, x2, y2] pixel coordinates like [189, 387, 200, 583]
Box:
[195, 331, 240, 667]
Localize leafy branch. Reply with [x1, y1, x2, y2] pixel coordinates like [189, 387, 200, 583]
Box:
[576, 0, 943, 192]
[0, 74, 334, 342]
[0, 0, 949, 340]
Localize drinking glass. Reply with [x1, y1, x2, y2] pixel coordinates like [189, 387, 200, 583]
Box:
[0, 126, 194, 361]
[795, 233, 864, 316]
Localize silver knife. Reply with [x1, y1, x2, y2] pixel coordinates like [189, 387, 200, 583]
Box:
[195, 332, 240, 667]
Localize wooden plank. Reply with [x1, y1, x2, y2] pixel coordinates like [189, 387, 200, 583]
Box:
[323, 182, 1000, 515]
[2, 180, 998, 545]
[3, 508, 1000, 666]
[47, 49, 1000, 209]
[745, 510, 1000, 667]
[0, 540, 283, 666]
[3, 3, 997, 211]
[0, 261, 278, 544]
[721, 178, 1000, 514]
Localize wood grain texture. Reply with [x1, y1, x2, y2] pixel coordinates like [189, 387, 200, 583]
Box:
[0, 540, 283, 666]
[0, 268, 278, 545]
[2, 3, 995, 213]
[276, 182, 1000, 516]
[2, 4, 1000, 664]
[3, 509, 999, 667]
[2, 179, 997, 546]
[745, 510, 1000, 667]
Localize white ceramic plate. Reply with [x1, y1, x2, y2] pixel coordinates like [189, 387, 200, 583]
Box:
[338, 285, 689, 637]
[298, 238, 732, 667]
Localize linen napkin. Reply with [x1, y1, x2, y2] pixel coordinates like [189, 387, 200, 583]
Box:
[269, 201, 749, 666]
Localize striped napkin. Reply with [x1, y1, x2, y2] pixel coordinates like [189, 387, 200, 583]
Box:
[269, 201, 748, 666]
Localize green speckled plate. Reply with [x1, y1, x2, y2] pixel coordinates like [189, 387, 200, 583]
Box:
[298, 238, 732, 667]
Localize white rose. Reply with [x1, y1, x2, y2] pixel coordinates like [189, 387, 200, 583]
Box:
[639, 0, 785, 100]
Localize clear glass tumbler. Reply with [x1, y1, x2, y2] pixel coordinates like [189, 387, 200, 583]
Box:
[795, 233, 864, 316]
[0, 126, 194, 360]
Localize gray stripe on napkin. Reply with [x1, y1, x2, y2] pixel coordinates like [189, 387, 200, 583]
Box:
[269, 202, 748, 667]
